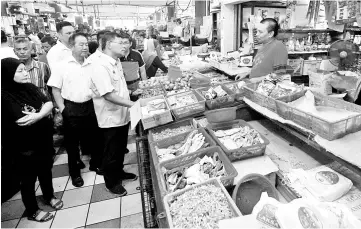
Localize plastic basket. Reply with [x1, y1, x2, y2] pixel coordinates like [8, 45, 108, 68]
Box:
[276, 91, 361, 140]
[148, 118, 197, 142]
[223, 81, 246, 101]
[196, 85, 236, 110]
[163, 178, 242, 228]
[166, 90, 206, 120]
[243, 83, 306, 113]
[158, 146, 237, 193]
[140, 95, 173, 130]
[204, 107, 237, 123]
[149, 128, 217, 167]
[206, 120, 270, 162]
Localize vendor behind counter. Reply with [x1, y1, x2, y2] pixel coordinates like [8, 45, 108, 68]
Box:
[119, 32, 147, 100]
[238, 18, 288, 80]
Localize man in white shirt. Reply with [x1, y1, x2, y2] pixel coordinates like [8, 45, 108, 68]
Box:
[48, 33, 103, 187]
[89, 32, 137, 195]
[47, 21, 74, 70]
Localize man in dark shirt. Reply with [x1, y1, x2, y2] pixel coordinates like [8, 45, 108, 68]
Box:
[236, 18, 288, 80]
[119, 32, 147, 97]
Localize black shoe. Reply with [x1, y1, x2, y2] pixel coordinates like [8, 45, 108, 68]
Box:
[106, 184, 127, 196]
[89, 167, 104, 176]
[77, 160, 86, 169]
[121, 172, 138, 181]
[71, 176, 84, 187]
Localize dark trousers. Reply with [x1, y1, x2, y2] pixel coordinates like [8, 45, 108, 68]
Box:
[62, 100, 103, 177]
[102, 122, 130, 189]
[17, 152, 54, 216]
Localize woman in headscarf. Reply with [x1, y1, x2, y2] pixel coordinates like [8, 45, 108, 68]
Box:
[1, 58, 63, 222]
[142, 49, 168, 78]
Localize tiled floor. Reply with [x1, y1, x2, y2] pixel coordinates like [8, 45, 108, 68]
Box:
[1, 136, 144, 228]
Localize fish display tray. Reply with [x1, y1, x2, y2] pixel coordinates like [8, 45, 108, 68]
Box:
[276, 91, 361, 141]
[223, 81, 246, 101]
[157, 146, 237, 194]
[196, 85, 236, 110]
[140, 85, 166, 99]
[140, 95, 173, 130]
[148, 118, 197, 143]
[166, 90, 206, 120]
[163, 178, 242, 228]
[206, 120, 270, 162]
[243, 83, 306, 113]
[149, 128, 216, 169]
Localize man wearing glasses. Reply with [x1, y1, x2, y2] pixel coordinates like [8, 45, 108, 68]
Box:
[47, 21, 74, 70]
[119, 32, 147, 101]
[48, 33, 103, 188]
[88, 32, 138, 195]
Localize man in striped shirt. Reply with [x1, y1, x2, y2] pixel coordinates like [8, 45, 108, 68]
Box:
[13, 37, 51, 99]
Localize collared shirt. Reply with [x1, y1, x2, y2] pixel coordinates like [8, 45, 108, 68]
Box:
[89, 52, 130, 128]
[250, 38, 288, 78]
[46, 41, 72, 71]
[47, 55, 93, 103]
[86, 49, 103, 63]
[26, 59, 51, 98]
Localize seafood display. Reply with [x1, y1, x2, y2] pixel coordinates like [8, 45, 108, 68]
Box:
[155, 130, 209, 162]
[201, 86, 228, 100]
[162, 72, 192, 95]
[168, 183, 234, 228]
[224, 81, 246, 94]
[139, 76, 168, 88]
[140, 87, 164, 99]
[256, 80, 304, 99]
[162, 152, 227, 192]
[141, 98, 168, 118]
[167, 93, 198, 109]
[152, 125, 193, 142]
[214, 126, 264, 150]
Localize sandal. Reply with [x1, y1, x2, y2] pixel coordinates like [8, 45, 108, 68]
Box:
[28, 210, 54, 222]
[49, 197, 64, 210]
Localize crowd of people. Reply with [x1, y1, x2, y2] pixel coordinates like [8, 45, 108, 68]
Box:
[1, 21, 170, 223]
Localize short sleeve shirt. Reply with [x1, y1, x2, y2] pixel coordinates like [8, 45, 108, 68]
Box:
[89, 53, 130, 128]
[250, 39, 288, 78]
[47, 56, 93, 103]
[119, 49, 145, 79]
[47, 41, 72, 71]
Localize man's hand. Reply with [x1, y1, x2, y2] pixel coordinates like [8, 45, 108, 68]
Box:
[235, 73, 249, 81]
[16, 111, 43, 126]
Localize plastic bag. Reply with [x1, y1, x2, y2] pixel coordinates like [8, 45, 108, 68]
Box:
[53, 110, 63, 128]
[275, 198, 361, 229]
[295, 166, 353, 202]
[252, 192, 283, 228]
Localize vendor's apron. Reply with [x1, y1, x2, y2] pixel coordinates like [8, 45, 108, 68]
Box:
[121, 61, 140, 92]
[122, 61, 140, 101]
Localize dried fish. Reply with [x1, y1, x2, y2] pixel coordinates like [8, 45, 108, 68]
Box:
[169, 184, 234, 228]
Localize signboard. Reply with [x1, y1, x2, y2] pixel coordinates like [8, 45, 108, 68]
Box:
[335, 0, 361, 24]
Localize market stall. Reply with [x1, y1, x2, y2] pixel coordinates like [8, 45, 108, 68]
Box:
[134, 48, 361, 228]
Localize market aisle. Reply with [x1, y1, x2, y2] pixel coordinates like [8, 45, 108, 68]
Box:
[1, 135, 145, 228]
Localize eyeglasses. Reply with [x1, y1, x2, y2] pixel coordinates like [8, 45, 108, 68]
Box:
[110, 41, 130, 46]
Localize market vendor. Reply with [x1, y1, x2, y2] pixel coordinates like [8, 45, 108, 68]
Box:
[236, 18, 288, 80]
[142, 49, 168, 78]
[119, 32, 147, 100]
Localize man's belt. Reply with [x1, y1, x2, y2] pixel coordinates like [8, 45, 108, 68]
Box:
[126, 78, 140, 85]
